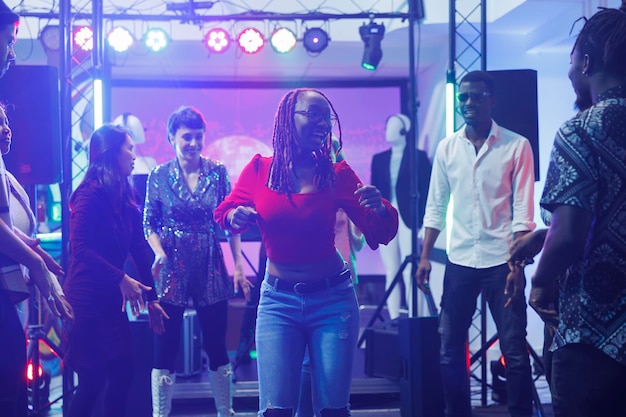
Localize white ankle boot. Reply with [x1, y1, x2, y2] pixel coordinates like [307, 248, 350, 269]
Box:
[151, 368, 176, 417]
[208, 363, 235, 416]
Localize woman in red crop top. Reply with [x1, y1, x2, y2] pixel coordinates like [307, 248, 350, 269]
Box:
[214, 88, 398, 416]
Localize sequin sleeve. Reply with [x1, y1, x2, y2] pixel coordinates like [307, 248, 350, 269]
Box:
[143, 166, 163, 239]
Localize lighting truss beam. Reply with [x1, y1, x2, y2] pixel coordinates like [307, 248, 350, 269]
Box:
[19, 11, 410, 23]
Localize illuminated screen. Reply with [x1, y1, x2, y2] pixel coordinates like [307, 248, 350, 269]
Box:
[110, 80, 406, 184]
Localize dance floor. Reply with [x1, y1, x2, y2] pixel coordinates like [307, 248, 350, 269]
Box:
[41, 347, 553, 417]
[38, 300, 553, 416]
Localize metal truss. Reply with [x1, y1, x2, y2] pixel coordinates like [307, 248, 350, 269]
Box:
[449, 0, 490, 408]
[16, 0, 414, 198]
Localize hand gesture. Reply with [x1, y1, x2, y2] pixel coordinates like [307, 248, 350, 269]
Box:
[354, 183, 387, 216]
[508, 230, 546, 266]
[15, 230, 65, 277]
[151, 253, 167, 279]
[415, 257, 432, 294]
[148, 301, 170, 335]
[233, 266, 254, 302]
[49, 291, 75, 321]
[228, 206, 258, 230]
[504, 263, 526, 308]
[119, 274, 151, 316]
[529, 282, 559, 333]
[28, 262, 57, 314]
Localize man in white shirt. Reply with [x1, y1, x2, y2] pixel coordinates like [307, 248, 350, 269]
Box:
[415, 71, 536, 417]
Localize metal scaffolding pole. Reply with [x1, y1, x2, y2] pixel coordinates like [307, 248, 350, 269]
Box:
[449, 0, 489, 407]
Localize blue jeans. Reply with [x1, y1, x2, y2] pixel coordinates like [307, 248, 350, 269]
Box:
[298, 348, 314, 417]
[256, 269, 359, 416]
[439, 262, 532, 417]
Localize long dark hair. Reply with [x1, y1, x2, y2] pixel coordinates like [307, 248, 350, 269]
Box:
[78, 124, 136, 211]
[267, 88, 342, 196]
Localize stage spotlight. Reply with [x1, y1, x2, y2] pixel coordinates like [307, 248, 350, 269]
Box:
[270, 27, 297, 54]
[491, 356, 507, 404]
[107, 26, 134, 53]
[143, 27, 170, 53]
[359, 21, 385, 71]
[302, 27, 329, 54]
[73, 26, 94, 52]
[204, 28, 231, 54]
[237, 28, 264, 54]
[40, 25, 60, 52]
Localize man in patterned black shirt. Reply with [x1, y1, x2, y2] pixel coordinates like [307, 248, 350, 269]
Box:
[510, 3, 626, 417]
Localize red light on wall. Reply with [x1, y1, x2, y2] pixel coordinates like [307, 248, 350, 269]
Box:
[237, 28, 264, 54]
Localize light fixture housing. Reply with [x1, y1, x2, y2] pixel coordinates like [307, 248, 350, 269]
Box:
[40, 25, 61, 51]
[359, 22, 385, 71]
[204, 28, 231, 54]
[143, 27, 170, 53]
[302, 27, 329, 54]
[270, 27, 297, 54]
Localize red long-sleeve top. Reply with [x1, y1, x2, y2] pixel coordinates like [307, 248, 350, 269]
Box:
[214, 154, 398, 264]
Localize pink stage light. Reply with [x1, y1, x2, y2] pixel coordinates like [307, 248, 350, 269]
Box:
[73, 26, 94, 52]
[204, 28, 231, 54]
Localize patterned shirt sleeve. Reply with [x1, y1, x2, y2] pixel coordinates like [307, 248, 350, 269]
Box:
[540, 116, 598, 214]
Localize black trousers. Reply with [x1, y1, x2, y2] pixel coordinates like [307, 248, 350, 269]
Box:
[0, 290, 27, 417]
[153, 300, 229, 372]
[552, 343, 626, 417]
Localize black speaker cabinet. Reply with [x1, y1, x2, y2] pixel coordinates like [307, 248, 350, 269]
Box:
[0, 65, 63, 184]
[488, 69, 540, 181]
[398, 317, 444, 417]
[364, 321, 402, 380]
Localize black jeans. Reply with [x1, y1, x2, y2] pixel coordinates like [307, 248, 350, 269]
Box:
[0, 291, 27, 417]
[439, 262, 533, 417]
[552, 343, 626, 417]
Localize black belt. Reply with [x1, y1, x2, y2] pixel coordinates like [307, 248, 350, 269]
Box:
[266, 269, 351, 295]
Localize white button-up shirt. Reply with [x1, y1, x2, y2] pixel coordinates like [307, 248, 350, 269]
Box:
[423, 120, 536, 268]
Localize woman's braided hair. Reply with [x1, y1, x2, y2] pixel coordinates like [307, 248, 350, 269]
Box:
[267, 88, 342, 197]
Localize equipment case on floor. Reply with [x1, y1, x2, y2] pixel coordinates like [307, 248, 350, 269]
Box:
[176, 309, 204, 377]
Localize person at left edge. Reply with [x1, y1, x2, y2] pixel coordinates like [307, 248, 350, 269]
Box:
[0, 4, 73, 417]
[63, 124, 169, 417]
